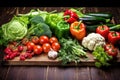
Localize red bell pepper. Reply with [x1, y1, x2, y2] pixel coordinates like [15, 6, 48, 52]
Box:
[64, 9, 79, 24]
[96, 25, 110, 39]
[108, 31, 120, 45]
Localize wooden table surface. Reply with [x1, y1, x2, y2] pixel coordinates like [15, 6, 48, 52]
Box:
[0, 7, 120, 80]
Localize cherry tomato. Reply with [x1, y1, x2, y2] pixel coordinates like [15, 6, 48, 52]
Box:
[52, 42, 60, 51]
[27, 42, 35, 51]
[18, 45, 24, 52]
[42, 43, 51, 53]
[104, 43, 114, 51]
[106, 48, 118, 57]
[49, 37, 58, 44]
[39, 36, 49, 45]
[4, 48, 12, 55]
[31, 36, 39, 44]
[33, 45, 43, 55]
[22, 37, 29, 45]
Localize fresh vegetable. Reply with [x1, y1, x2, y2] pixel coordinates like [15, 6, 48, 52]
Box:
[82, 33, 106, 51]
[84, 13, 113, 19]
[48, 49, 58, 60]
[33, 45, 43, 55]
[92, 46, 113, 68]
[31, 36, 39, 44]
[39, 35, 49, 45]
[70, 21, 86, 41]
[27, 16, 52, 38]
[108, 31, 120, 45]
[22, 37, 29, 45]
[42, 43, 51, 53]
[45, 13, 63, 32]
[18, 45, 24, 52]
[49, 37, 58, 44]
[17, 9, 49, 21]
[96, 25, 110, 39]
[55, 20, 70, 39]
[104, 43, 114, 51]
[85, 23, 115, 33]
[64, 9, 79, 24]
[110, 24, 120, 31]
[104, 43, 118, 58]
[58, 38, 87, 64]
[0, 17, 28, 46]
[26, 42, 35, 51]
[51, 42, 61, 51]
[79, 16, 107, 25]
[106, 48, 118, 58]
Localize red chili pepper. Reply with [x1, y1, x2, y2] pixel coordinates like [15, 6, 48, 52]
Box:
[108, 31, 120, 45]
[96, 25, 110, 39]
[64, 9, 79, 24]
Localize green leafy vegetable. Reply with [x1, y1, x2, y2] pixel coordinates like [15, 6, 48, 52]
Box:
[92, 46, 113, 68]
[58, 38, 87, 65]
[0, 17, 28, 46]
[26, 15, 52, 38]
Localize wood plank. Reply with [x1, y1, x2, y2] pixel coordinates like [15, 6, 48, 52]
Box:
[5, 66, 47, 80]
[1, 50, 120, 66]
[90, 67, 106, 80]
[53, 66, 77, 80]
[0, 65, 9, 80]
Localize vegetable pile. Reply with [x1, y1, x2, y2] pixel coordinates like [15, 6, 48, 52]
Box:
[0, 8, 120, 68]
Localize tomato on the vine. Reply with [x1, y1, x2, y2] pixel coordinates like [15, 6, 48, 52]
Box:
[42, 43, 51, 53]
[31, 36, 39, 44]
[49, 37, 58, 44]
[22, 37, 29, 45]
[52, 42, 60, 51]
[33, 45, 43, 55]
[27, 42, 35, 51]
[104, 43, 114, 51]
[39, 35, 49, 45]
[107, 48, 118, 57]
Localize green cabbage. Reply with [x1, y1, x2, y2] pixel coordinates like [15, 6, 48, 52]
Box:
[1, 18, 28, 41]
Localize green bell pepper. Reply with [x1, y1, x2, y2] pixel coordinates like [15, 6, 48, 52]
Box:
[55, 20, 70, 39]
[45, 13, 63, 32]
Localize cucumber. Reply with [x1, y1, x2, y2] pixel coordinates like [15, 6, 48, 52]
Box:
[86, 24, 116, 33]
[79, 16, 109, 25]
[84, 13, 113, 19]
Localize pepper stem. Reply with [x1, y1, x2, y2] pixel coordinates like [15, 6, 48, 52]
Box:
[113, 32, 117, 36]
[74, 20, 82, 30]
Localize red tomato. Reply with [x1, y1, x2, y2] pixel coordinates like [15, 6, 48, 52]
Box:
[52, 42, 60, 51]
[108, 31, 120, 45]
[42, 43, 51, 53]
[22, 37, 29, 45]
[106, 48, 118, 57]
[96, 25, 110, 39]
[49, 37, 58, 44]
[31, 36, 39, 44]
[27, 42, 35, 51]
[104, 43, 114, 51]
[39, 36, 49, 45]
[33, 45, 43, 55]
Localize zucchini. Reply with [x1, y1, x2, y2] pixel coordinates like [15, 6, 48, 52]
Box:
[110, 24, 120, 31]
[86, 24, 116, 33]
[79, 16, 109, 25]
[84, 13, 113, 19]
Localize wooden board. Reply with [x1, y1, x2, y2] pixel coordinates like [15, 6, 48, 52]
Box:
[1, 51, 120, 66]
